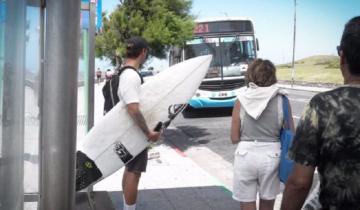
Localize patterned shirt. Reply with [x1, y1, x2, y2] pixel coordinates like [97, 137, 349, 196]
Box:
[289, 86, 360, 209]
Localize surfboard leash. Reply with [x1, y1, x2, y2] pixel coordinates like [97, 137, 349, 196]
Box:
[154, 104, 188, 133]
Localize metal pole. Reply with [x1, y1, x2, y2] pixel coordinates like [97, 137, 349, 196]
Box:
[39, 0, 80, 209]
[291, 0, 297, 86]
[88, 0, 95, 134]
[0, 0, 26, 209]
[84, 1, 96, 199]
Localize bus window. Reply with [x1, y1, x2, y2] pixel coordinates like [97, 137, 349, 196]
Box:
[185, 37, 222, 78]
[221, 36, 256, 77]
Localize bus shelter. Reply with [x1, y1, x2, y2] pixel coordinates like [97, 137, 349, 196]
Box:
[0, 0, 99, 209]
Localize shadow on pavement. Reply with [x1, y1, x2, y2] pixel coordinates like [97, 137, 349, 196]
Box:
[182, 107, 233, 119]
[162, 125, 236, 163]
[163, 126, 211, 152]
[76, 191, 116, 210]
[109, 186, 239, 210]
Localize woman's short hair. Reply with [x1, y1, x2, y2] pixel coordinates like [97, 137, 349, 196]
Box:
[245, 59, 277, 87]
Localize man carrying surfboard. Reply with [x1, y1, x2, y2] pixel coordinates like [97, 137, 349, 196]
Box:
[119, 36, 161, 210]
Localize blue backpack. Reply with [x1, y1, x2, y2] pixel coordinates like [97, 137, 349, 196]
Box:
[279, 95, 295, 183]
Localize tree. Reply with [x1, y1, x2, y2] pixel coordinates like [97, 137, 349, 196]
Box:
[95, 0, 194, 66]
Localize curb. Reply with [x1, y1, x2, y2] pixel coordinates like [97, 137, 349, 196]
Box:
[277, 83, 333, 93]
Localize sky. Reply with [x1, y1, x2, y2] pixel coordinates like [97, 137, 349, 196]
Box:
[98, 0, 360, 69]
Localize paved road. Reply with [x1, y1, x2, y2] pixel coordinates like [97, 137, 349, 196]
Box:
[164, 88, 318, 190]
[170, 88, 316, 161]
[287, 89, 318, 124]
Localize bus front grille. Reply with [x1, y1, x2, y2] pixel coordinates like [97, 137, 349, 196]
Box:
[199, 79, 245, 91]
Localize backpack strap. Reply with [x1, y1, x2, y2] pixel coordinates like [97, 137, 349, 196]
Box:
[117, 65, 144, 84]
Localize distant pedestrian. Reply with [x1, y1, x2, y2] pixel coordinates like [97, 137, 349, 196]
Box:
[281, 16, 360, 210]
[231, 59, 294, 210]
[105, 69, 112, 81]
[96, 68, 102, 84]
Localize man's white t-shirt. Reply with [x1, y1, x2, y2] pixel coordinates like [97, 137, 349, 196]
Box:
[117, 68, 141, 105]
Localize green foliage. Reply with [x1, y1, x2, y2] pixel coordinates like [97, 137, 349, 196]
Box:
[276, 55, 342, 84]
[277, 64, 292, 68]
[95, 0, 195, 66]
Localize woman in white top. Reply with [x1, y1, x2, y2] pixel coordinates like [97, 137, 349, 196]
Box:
[231, 59, 294, 210]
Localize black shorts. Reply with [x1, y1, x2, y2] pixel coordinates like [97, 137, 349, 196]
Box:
[125, 148, 148, 173]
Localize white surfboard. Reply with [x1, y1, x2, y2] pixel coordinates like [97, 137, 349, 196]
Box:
[76, 55, 212, 190]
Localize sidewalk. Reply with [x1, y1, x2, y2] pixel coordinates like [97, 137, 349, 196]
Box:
[90, 82, 240, 209]
[93, 143, 239, 210]
[86, 81, 325, 210]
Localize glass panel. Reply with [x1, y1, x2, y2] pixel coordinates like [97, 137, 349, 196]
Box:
[0, 1, 5, 128]
[24, 5, 41, 194]
[185, 35, 256, 80]
[185, 37, 222, 79]
[221, 36, 256, 77]
[0, 0, 27, 209]
[0, 0, 41, 209]
[77, 10, 90, 141]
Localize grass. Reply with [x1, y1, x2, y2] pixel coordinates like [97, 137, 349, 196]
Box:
[276, 55, 343, 84]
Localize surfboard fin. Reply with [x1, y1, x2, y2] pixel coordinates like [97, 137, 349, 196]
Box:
[76, 151, 103, 191]
[154, 122, 163, 132]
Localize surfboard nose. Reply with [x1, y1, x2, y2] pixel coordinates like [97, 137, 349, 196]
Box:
[187, 54, 213, 79]
[174, 54, 213, 78]
[193, 55, 213, 69]
[199, 54, 213, 61]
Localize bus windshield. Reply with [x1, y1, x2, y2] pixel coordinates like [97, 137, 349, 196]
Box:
[184, 37, 221, 79]
[184, 35, 256, 79]
[221, 36, 256, 77]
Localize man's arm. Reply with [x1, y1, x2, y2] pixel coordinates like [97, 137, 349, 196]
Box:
[126, 103, 160, 142]
[280, 163, 315, 210]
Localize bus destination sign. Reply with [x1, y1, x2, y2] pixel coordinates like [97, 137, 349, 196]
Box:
[194, 21, 253, 34]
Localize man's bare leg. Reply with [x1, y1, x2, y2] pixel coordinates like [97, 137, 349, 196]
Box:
[122, 168, 141, 209]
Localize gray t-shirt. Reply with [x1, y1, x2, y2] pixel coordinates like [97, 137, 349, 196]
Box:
[240, 95, 283, 142]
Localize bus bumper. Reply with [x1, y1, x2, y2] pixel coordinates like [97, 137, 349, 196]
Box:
[188, 97, 237, 109]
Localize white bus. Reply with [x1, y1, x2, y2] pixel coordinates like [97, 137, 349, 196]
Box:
[169, 17, 259, 109]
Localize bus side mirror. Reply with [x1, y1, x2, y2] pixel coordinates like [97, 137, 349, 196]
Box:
[256, 38, 260, 51]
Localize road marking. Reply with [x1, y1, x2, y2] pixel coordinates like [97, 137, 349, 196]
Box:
[288, 97, 310, 103]
[293, 115, 301, 119]
[171, 146, 187, 157]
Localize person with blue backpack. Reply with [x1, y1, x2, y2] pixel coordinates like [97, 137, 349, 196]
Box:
[231, 59, 295, 210]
